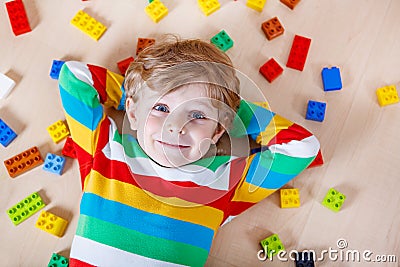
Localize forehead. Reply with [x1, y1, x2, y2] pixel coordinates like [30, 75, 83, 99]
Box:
[162, 83, 209, 100]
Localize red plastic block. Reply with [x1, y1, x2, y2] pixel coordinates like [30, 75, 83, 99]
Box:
[286, 35, 311, 71]
[5, 0, 31, 36]
[136, 38, 155, 55]
[62, 137, 77, 159]
[117, 57, 134, 76]
[261, 17, 284, 41]
[4, 146, 44, 178]
[259, 58, 283, 83]
[280, 0, 301, 10]
[307, 150, 324, 168]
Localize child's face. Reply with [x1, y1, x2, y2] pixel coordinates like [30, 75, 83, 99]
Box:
[126, 84, 225, 167]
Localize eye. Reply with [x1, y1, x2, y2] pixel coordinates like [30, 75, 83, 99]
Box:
[153, 104, 169, 113]
[191, 111, 206, 119]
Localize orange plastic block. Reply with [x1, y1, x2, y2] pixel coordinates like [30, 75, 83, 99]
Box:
[261, 17, 284, 41]
[136, 38, 156, 55]
[35, 211, 68, 237]
[70, 10, 107, 41]
[145, 0, 168, 23]
[246, 0, 266, 12]
[47, 120, 70, 143]
[280, 189, 300, 208]
[376, 85, 399, 107]
[198, 0, 221, 16]
[280, 0, 301, 10]
[4, 146, 44, 178]
[117, 57, 134, 75]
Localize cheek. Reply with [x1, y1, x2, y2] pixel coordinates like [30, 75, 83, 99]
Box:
[189, 122, 216, 140]
[143, 115, 163, 135]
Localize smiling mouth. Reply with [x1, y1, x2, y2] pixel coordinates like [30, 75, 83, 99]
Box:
[157, 140, 190, 149]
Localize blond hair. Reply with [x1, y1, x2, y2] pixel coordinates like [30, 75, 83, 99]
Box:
[124, 35, 241, 131]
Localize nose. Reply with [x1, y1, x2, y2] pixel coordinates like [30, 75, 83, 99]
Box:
[167, 123, 186, 135]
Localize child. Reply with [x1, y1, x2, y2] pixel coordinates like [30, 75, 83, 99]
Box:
[58, 35, 320, 267]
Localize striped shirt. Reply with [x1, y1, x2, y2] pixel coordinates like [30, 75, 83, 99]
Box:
[58, 61, 320, 267]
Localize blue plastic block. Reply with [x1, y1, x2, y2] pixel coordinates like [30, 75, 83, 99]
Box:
[321, 67, 342, 91]
[43, 153, 66, 175]
[211, 30, 233, 52]
[50, 60, 65, 80]
[306, 100, 326, 122]
[295, 251, 315, 267]
[0, 118, 17, 147]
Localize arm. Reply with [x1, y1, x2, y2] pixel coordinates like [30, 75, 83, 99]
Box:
[227, 100, 320, 216]
[58, 61, 125, 184]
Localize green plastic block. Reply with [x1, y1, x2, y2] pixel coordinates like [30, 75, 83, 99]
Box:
[7, 192, 46, 225]
[322, 188, 346, 212]
[260, 234, 285, 258]
[211, 30, 233, 52]
[48, 253, 69, 267]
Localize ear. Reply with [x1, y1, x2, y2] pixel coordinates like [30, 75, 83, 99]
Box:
[211, 124, 226, 144]
[126, 97, 138, 130]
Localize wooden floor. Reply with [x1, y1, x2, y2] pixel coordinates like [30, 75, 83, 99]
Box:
[1, 0, 399, 266]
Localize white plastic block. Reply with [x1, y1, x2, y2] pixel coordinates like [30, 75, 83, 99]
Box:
[0, 73, 16, 99]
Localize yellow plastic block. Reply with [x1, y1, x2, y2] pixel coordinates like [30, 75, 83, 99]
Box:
[47, 120, 70, 143]
[376, 85, 399, 107]
[35, 211, 68, 237]
[198, 0, 220, 16]
[145, 0, 168, 23]
[246, 0, 267, 12]
[71, 10, 107, 41]
[280, 189, 300, 208]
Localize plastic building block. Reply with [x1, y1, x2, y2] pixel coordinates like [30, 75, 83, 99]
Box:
[136, 38, 156, 55]
[376, 85, 399, 107]
[321, 67, 342, 91]
[5, 0, 31, 36]
[259, 58, 283, 83]
[117, 57, 134, 75]
[261, 17, 284, 41]
[286, 35, 311, 71]
[280, 188, 300, 208]
[62, 137, 77, 159]
[322, 188, 346, 212]
[295, 251, 315, 267]
[246, 0, 266, 12]
[260, 234, 285, 258]
[70, 10, 107, 41]
[198, 0, 220, 16]
[4, 146, 44, 178]
[47, 120, 70, 143]
[211, 30, 233, 52]
[0, 72, 16, 99]
[36, 211, 68, 237]
[7, 192, 46, 225]
[0, 118, 17, 147]
[43, 153, 66, 175]
[305, 100, 326, 122]
[50, 60, 65, 80]
[48, 253, 69, 267]
[145, 0, 168, 23]
[280, 0, 301, 10]
[307, 150, 324, 168]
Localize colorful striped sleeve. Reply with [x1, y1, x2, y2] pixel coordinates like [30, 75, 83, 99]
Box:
[58, 61, 125, 177]
[228, 100, 320, 216]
